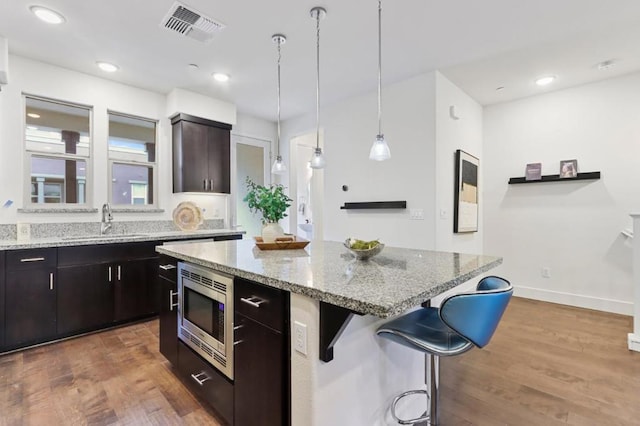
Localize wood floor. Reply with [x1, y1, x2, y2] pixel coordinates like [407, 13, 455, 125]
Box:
[0, 297, 638, 425]
[439, 297, 640, 426]
[0, 320, 224, 426]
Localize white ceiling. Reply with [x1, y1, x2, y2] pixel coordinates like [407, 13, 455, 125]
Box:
[1, 0, 640, 121]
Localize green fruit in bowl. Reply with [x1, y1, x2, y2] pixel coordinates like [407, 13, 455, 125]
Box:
[349, 238, 380, 250]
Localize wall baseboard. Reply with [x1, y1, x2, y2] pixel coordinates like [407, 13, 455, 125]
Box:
[514, 286, 633, 316]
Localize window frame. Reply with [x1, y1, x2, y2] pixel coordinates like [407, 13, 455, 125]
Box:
[23, 94, 93, 209]
[107, 110, 159, 209]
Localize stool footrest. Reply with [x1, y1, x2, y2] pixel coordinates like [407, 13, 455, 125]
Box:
[391, 389, 430, 425]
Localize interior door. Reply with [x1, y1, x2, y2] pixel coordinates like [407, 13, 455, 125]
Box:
[231, 134, 271, 239]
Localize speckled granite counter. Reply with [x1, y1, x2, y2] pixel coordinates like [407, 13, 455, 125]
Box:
[156, 239, 502, 318]
[0, 229, 244, 250]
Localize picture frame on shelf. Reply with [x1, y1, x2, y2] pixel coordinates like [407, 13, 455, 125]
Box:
[454, 149, 479, 233]
[525, 163, 542, 181]
[560, 159, 578, 178]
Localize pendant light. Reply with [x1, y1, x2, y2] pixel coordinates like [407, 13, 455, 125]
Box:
[369, 0, 391, 161]
[309, 7, 326, 169]
[271, 34, 287, 175]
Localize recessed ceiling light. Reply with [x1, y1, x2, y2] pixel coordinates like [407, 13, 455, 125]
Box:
[212, 73, 230, 83]
[30, 6, 66, 24]
[496, 86, 505, 92]
[27, 113, 41, 118]
[188, 64, 199, 70]
[535, 75, 556, 86]
[97, 62, 119, 73]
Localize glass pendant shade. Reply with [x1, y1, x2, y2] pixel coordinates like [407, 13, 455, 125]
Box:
[271, 155, 287, 174]
[309, 147, 326, 169]
[369, 134, 391, 161]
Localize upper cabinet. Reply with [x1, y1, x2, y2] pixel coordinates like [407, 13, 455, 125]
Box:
[171, 113, 231, 194]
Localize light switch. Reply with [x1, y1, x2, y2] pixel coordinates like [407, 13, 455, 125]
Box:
[294, 321, 308, 355]
[410, 209, 425, 220]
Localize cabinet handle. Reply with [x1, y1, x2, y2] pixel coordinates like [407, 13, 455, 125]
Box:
[233, 340, 244, 346]
[117, 265, 121, 281]
[203, 179, 208, 191]
[49, 272, 54, 290]
[169, 290, 178, 311]
[108, 266, 112, 282]
[20, 257, 45, 262]
[240, 297, 265, 308]
[233, 324, 244, 331]
[159, 264, 176, 271]
[190, 372, 211, 386]
[209, 179, 214, 191]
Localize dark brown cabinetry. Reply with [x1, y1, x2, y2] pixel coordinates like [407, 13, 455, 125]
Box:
[158, 254, 179, 365]
[114, 257, 159, 322]
[171, 113, 231, 194]
[5, 248, 57, 348]
[0, 252, 4, 349]
[234, 277, 290, 426]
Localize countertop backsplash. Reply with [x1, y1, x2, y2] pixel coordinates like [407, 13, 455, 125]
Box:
[0, 219, 225, 241]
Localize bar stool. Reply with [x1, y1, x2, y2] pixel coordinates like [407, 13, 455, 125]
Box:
[376, 276, 513, 425]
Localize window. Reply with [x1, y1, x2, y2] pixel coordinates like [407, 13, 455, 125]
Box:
[108, 112, 157, 207]
[24, 96, 91, 206]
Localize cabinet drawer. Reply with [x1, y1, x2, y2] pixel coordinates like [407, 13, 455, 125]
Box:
[58, 241, 158, 266]
[158, 254, 178, 282]
[6, 248, 57, 270]
[234, 278, 284, 332]
[177, 342, 233, 425]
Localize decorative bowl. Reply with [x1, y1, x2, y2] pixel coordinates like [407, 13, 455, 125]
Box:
[343, 239, 385, 260]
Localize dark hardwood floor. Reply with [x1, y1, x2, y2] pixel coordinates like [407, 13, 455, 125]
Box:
[0, 298, 638, 425]
[0, 320, 223, 425]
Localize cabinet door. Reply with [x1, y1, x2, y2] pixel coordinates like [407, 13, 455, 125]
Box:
[5, 268, 57, 347]
[159, 275, 178, 364]
[208, 125, 230, 194]
[57, 263, 113, 335]
[114, 257, 158, 322]
[234, 314, 284, 426]
[0, 253, 5, 349]
[175, 121, 210, 192]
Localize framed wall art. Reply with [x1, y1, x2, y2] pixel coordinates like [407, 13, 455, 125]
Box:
[559, 159, 578, 178]
[454, 149, 479, 233]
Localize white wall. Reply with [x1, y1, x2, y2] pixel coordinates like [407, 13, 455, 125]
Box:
[283, 72, 438, 250]
[484, 72, 640, 314]
[0, 55, 275, 227]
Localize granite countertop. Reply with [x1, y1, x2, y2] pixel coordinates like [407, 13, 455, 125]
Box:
[157, 239, 503, 318]
[0, 229, 244, 251]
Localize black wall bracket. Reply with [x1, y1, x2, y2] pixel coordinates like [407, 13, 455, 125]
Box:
[340, 201, 407, 210]
[319, 302, 363, 362]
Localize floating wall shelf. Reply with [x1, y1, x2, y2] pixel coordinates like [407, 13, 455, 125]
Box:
[508, 172, 601, 185]
[340, 201, 407, 210]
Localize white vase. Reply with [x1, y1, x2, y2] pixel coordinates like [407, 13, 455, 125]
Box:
[262, 222, 284, 243]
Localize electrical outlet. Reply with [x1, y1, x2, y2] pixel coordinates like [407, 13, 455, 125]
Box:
[439, 209, 448, 220]
[294, 321, 308, 355]
[16, 222, 30, 241]
[541, 267, 551, 278]
[410, 209, 424, 220]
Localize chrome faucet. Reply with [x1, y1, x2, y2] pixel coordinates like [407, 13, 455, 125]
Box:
[101, 203, 113, 235]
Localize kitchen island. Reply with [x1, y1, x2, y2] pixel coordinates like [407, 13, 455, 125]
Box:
[158, 239, 502, 426]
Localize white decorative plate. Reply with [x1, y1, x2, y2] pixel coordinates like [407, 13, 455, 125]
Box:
[173, 201, 203, 231]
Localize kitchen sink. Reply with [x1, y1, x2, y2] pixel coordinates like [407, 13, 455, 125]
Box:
[62, 234, 149, 240]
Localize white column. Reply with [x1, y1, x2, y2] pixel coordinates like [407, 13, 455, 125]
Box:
[629, 214, 640, 352]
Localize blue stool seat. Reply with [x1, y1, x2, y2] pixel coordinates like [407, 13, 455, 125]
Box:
[377, 276, 513, 425]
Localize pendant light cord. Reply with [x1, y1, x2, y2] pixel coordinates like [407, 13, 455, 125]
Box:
[276, 38, 282, 158]
[377, 0, 382, 137]
[315, 11, 321, 150]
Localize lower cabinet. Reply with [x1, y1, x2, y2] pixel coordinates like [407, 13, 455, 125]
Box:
[159, 254, 179, 365]
[234, 277, 290, 426]
[57, 263, 113, 335]
[114, 257, 159, 322]
[5, 248, 57, 348]
[178, 341, 234, 425]
[0, 252, 5, 349]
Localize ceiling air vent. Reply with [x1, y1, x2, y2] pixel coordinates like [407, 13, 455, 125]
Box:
[161, 1, 225, 43]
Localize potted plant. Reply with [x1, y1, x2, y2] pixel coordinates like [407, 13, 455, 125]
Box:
[243, 177, 293, 242]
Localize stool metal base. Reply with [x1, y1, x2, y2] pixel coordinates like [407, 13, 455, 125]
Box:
[390, 390, 429, 425]
[390, 353, 439, 425]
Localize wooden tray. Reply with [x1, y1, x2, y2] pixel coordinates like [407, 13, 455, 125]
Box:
[254, 235, 310, 250]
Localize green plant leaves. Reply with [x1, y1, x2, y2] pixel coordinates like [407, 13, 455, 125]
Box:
[243, 177, 293, 224]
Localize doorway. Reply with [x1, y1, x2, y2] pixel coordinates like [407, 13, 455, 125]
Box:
[289, 132, 323, 241]
[231, 134, 271, 239]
